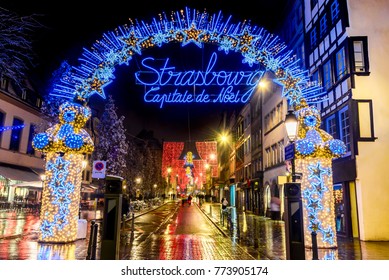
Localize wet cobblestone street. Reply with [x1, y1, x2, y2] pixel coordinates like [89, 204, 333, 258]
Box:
[1, 200, 389, 260]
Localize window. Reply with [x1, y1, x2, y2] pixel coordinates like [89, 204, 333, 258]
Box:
[26, 124, 35, 155]
[265, 147, 271, 168]
[326, 114, 338, 139]
[311, 0, 318, 9]
[331, 0, 340, 23]
[320, 14, 327, 37]
[9, 118, 24, 151]
[271, 144, 277, 166]
[335, 47, 347, 81]
[323, 60, 332, 90]
[312, 71, 320, 87]
[350, 37, 369, 74]
[339, 106, 351, 152]
[278, 140, 284, 163]
[310, 27, 317, 47]
[0, 77, 9, 90]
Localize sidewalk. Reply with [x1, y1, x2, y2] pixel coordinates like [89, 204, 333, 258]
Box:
[198, 201, 389, 260]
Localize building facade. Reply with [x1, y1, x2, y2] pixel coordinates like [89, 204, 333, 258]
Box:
[304, 0, 389, 241]
[0, 77, 45, 204]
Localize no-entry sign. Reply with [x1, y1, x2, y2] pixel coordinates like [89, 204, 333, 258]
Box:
[92, 160, 106, 179]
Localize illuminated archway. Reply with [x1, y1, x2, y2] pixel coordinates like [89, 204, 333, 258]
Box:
[33, 7, 346, 250]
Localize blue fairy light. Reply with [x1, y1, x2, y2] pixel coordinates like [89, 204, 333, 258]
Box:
[32, 133, 50, 149]
[65, 134, 83, 149]
[48, 7, 326, 107]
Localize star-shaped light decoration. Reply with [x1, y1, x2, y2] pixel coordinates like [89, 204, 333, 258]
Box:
[182, 24, 203, 47]
[218, 35, 235, 54]
[321, 227, 335, 245]
[40, 220, 54, 239]
[236, 27, 254, 50]
[47, 156, 71, 174]
[152, 32, 169, 47]
[242, 50, 258, 67]
[308, 162, 327, 181]
[307, 198, 322, 211]
[309, 220, 321, 232]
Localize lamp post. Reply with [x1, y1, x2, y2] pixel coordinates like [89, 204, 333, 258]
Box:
[284, 109, 306, 260]
[285, 110, 299, 182]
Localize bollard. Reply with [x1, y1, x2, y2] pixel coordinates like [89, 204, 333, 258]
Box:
[90, 222, 98, 260]
[131, 212, 135, 232]
[86, 220, 96, 260]
[209, 205, 212, 217]
[311, 231, 319, 260]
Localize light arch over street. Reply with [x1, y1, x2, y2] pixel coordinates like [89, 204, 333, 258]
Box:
[33, 7, 346, 251]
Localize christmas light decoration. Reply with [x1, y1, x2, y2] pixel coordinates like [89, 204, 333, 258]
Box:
[0, 125, 25, 132]
[48, 7, 326, 108]
[33, 101, 94, 243]
[294, 106, 346, 249]
[32, 7, 345, 248]
[162, 141, 217, 193]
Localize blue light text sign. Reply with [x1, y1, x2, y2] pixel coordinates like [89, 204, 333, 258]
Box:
[135, 52, 264, 108]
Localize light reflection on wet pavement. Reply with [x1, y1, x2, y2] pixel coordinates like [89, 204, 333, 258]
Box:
[1, 201, 389, 260]
[120, 202, 255, 260]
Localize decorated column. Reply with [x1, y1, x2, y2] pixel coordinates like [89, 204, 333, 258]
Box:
[33, 101, 94, 243]
[293, 104, 346, 249]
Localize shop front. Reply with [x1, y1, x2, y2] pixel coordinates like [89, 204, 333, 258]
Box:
[0, 163, 43, 204]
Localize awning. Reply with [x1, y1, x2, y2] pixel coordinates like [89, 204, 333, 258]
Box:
[11, 181, 43, 189]
[81, 185, 98, 193]
[0, 163, 42, 182]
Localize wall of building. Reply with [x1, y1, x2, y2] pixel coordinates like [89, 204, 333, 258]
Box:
[347, 0, 389, 240]
[0, 94, 44, 169]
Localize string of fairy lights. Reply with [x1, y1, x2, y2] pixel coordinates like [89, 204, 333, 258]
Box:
[33, 102, 94, 242]
[31, 8, 346, 248]
[0, 125, 25, 132]
[49, 7, 327, 106]
[294, 105, 346, 250]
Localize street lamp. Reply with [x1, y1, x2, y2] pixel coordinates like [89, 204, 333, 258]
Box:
[135, 177, 141, 199]
[285, 110, 299, 181]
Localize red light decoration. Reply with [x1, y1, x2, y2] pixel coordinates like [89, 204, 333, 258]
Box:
[162, 141, 217, 193]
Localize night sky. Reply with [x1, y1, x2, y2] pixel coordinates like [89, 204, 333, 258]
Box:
[1, 0, 287, 142]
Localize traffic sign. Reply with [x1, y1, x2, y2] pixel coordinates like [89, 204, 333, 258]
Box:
[92, 160, 107, 179]
[284, 144, 295, 161]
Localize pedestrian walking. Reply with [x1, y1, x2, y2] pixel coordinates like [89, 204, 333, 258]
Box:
[221, 197, 228, 210]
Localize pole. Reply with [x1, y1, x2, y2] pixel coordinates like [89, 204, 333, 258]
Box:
[131, 212, 135, 232]
[86, 220, 97, 260]
[91, 222, 98, 260]
[291, 142, 296, 182]
[312, 231, 319, 260]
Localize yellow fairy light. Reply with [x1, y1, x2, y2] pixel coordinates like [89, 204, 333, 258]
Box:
[34, 101, 94, 243]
